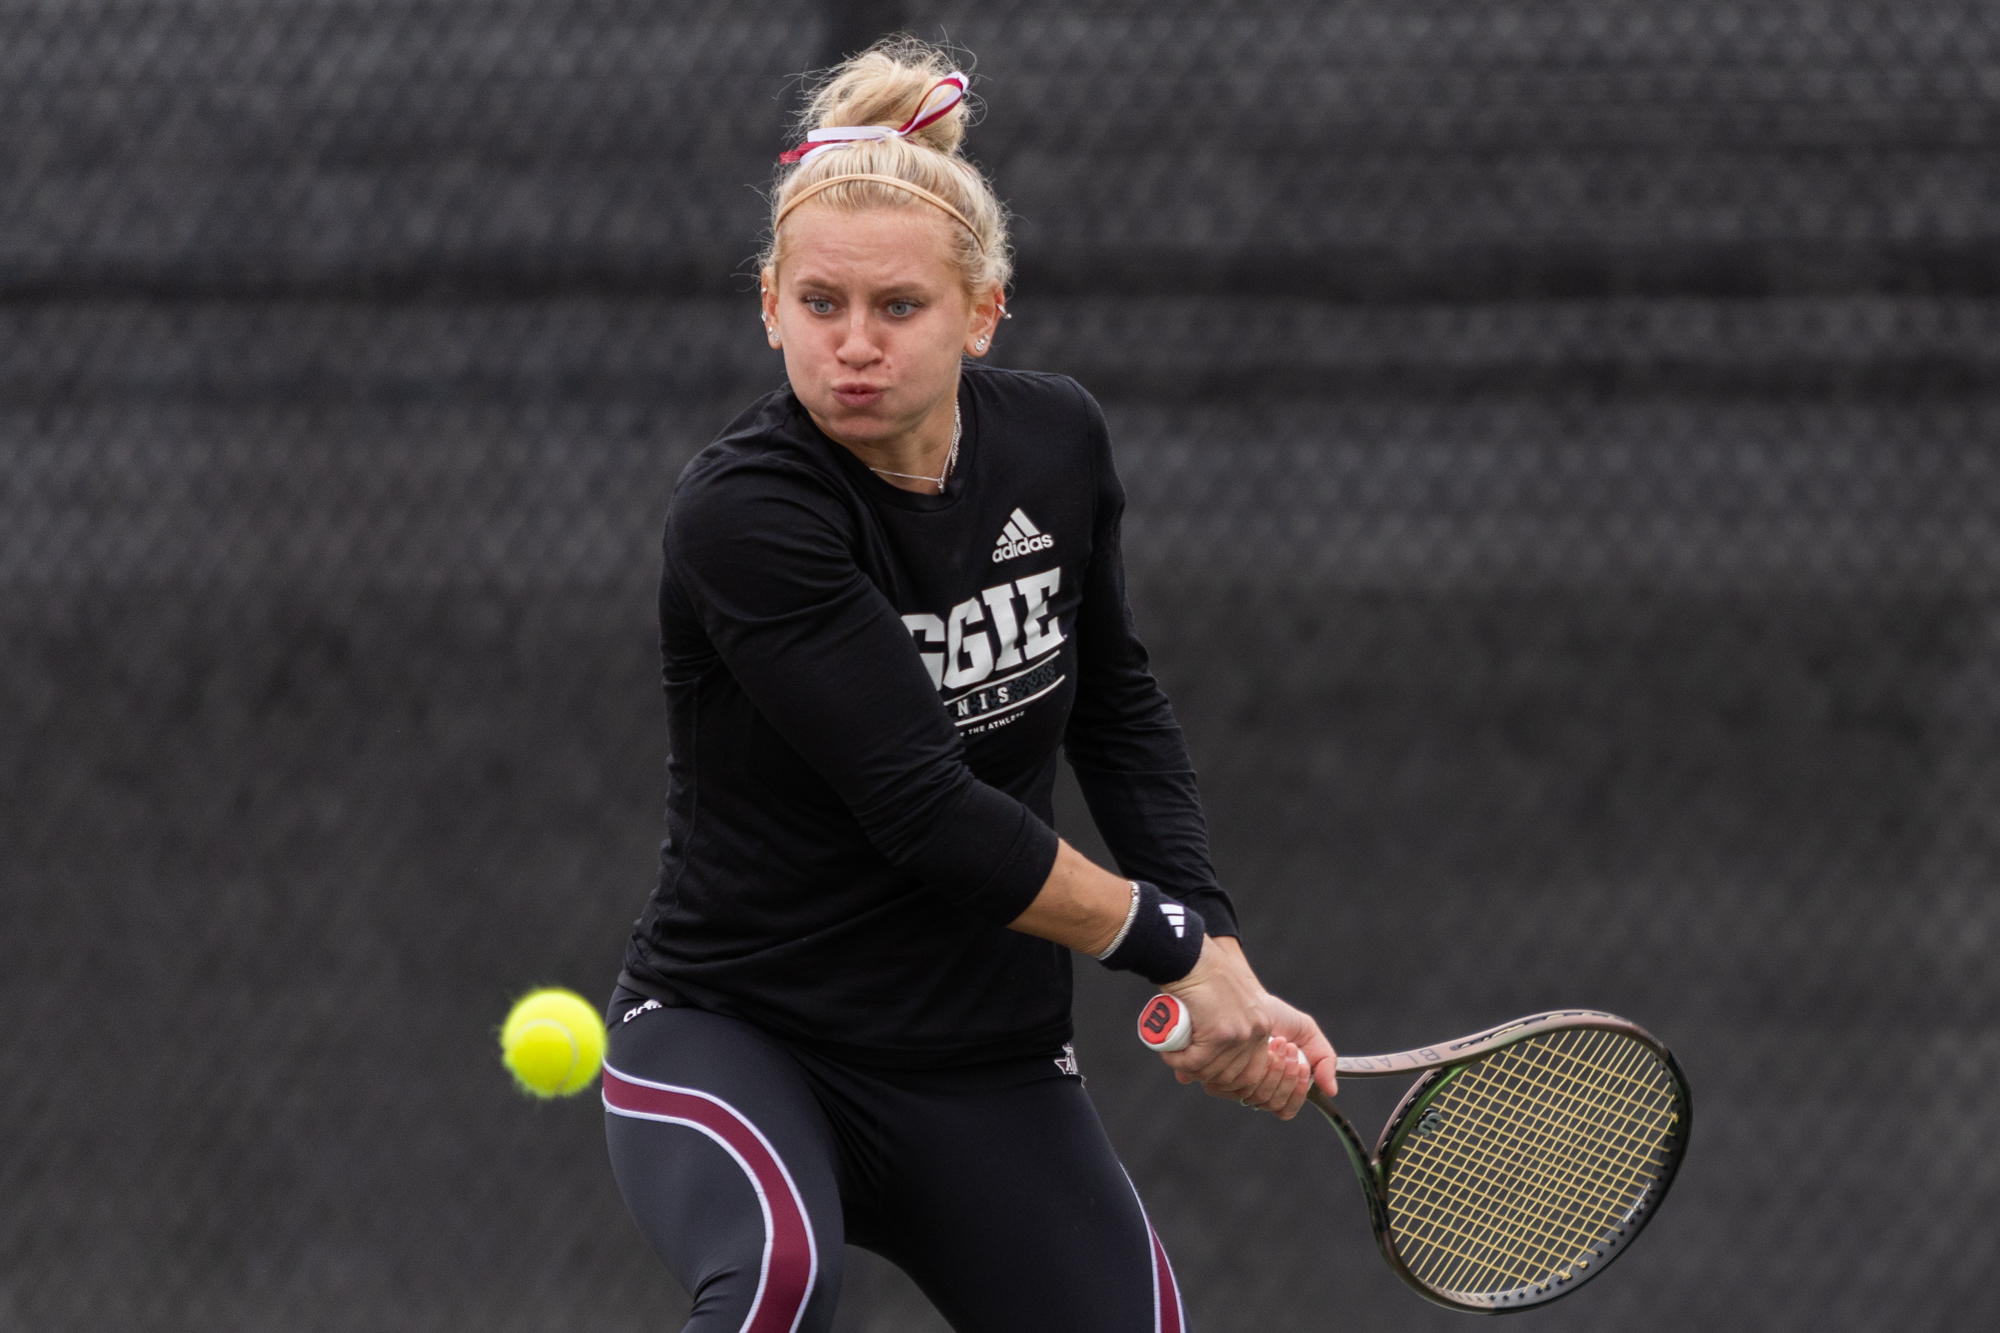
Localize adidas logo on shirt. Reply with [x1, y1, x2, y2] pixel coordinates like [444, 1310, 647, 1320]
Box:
[1159, 902, 1187, 938]
[991, 507, 1054, 563]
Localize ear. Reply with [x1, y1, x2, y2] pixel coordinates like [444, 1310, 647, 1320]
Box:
[759, 267, 781, 348]
[964, 283, 1004, 357]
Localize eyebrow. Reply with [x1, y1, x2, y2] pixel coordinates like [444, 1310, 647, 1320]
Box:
[789, 281, 936, 302]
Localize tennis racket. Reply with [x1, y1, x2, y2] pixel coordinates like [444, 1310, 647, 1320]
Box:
[1136, 997, 1691, 1313]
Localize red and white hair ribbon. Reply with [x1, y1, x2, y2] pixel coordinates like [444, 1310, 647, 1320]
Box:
[779, 72, 968, 165]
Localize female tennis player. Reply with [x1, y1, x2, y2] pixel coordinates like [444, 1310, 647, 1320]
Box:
[603, 40, 1339, 1332]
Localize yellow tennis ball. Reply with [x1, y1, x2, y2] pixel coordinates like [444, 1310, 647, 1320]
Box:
[500, 987, 606, 1098]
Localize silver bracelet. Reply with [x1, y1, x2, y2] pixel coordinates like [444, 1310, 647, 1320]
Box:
[1094, 881, 1143, 960]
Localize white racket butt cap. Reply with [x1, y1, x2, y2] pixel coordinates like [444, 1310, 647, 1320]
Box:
[1136, 994, 1192, 1053]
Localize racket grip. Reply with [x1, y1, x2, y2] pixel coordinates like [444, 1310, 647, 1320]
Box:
[1136, 994, 1192, 1053]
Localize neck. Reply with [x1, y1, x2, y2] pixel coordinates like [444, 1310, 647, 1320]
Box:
[812, 381, 960, 494]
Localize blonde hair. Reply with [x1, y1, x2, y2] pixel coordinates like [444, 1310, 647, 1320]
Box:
[762, 38, 1012, 296]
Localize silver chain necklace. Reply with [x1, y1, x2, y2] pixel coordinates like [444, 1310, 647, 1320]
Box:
[868, 402, 961, 494]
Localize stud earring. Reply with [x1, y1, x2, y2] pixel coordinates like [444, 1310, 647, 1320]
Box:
[976, 337, 988, 350]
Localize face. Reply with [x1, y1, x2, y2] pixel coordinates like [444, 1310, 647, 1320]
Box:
[762, 205, 1000, 450]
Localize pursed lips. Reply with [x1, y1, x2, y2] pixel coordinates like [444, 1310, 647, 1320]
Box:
[832, 382, 887, 408]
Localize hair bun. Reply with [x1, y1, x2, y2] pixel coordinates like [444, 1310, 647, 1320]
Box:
[801, 37, 968, 157]
[764, 38, 1011, 299]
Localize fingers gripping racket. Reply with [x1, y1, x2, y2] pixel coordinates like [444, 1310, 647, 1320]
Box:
[1136, 997, 1691, 1313]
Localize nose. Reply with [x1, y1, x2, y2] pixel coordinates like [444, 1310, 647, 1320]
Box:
[835, 308, 881, 368]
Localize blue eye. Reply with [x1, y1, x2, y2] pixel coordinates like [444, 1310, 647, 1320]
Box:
[886, 300, 917, 317]
[806, 297, 834, 315]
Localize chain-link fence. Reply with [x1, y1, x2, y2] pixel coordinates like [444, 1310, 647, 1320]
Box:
[5, 2, 1997, 1329]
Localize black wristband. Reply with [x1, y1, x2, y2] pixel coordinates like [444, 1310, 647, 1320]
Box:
[1097, 881, 1206, 985]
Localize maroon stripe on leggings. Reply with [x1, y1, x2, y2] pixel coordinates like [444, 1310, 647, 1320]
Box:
[603, 1064, 818, 1333]
[1149, 1220, 1185, 1333]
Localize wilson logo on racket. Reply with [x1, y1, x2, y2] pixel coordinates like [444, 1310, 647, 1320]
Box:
[1136, 994, 1192, 1051]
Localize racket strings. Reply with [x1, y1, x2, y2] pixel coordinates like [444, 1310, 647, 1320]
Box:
[1416, 1038, 1672, 1255]
[1383, 1028, 1681, 1298]
[1391, 1037, 1668, 1292]
[1389, 1032, 1676, 1293]
[1392, 1034, 1673, 1293]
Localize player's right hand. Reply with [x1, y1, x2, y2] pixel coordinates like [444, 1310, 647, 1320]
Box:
[1157, 937, 1336, 1119]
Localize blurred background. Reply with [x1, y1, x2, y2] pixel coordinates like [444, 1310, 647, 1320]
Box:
[4, 1, 1998, 1329]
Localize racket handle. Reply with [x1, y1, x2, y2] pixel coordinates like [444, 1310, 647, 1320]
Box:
[1136, 993, 1192, 1053]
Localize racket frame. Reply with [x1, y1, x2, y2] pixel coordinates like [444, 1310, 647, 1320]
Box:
[1310, 1009, 1692, 1314]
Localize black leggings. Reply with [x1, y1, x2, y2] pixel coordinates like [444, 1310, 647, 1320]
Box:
[602, 991, 1186, 1333]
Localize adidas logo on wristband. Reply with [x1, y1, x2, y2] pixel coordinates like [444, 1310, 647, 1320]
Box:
[1099, 881, 1205, 985]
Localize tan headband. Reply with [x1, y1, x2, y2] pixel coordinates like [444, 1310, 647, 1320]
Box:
[774, 173, 985, 253]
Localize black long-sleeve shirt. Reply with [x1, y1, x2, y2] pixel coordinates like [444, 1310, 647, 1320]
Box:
[620, 364, 1235, 1066]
